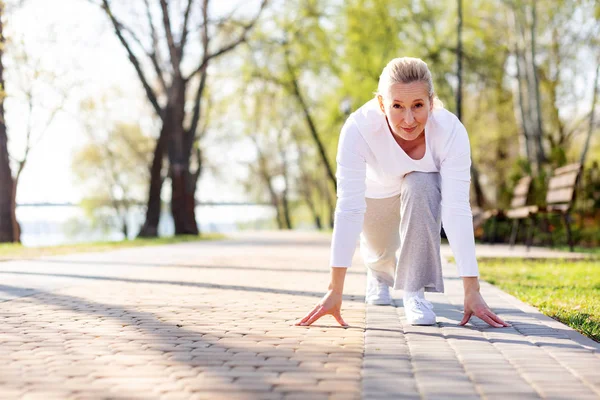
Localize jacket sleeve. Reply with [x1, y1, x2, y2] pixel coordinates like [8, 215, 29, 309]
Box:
[439, 121, 479, 277]
[330, 118, 368, 268]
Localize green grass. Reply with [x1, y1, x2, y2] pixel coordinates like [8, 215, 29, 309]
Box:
[478, 258, 600, 342]
[0, 234, 225, 261]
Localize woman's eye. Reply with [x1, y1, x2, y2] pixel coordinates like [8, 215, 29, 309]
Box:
[393, 104, 403, 109]
[414, 103, 423, 108]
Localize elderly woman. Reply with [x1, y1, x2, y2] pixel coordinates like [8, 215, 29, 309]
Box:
[297, 57, 510, 328]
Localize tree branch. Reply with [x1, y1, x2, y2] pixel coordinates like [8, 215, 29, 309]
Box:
[185, 0, 268, 81]
[143, 0, 168, 92]
[100, 0, 162, 117]
[159, 0, 181, 74]
[179, 0, 195, 55]
[186, 0, 210, 149]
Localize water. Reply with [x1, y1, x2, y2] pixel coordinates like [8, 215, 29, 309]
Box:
[16, 204, 276, 247]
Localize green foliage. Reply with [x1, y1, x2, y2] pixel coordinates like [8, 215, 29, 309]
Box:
[479, 258, 600, 342]
[72, 119, 154, 237]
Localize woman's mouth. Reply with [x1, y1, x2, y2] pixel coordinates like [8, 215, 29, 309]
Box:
[401, 126, 417, 133]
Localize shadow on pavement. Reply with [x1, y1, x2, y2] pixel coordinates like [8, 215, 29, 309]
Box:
[0, 282, 362, 398]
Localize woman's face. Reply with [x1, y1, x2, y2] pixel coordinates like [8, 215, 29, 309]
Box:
[378, 82, 433, 141]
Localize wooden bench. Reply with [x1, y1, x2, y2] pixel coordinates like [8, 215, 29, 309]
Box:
[507, 163, 582, 251]
[481, 176, 532, 244]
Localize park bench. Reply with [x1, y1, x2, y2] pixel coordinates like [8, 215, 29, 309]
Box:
[480, 176, 532, 244]
[507, 163, 582, 251]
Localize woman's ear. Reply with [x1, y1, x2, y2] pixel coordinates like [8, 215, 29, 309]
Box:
[377, 95, 385, 113]
[429, 95, 435, 112]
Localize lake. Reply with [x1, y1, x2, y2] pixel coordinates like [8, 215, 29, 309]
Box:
[15, 204, 276, 247]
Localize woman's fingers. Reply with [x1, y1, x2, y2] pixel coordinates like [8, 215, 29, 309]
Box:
[479, 313, 503, 328]
[459, 310, 472, 326]
[333, 310, 348, 327]
[295, 304, 321, 326]
[488, 311, 511, 327]
[460, 309, 510, 328]
[476, 307, 510, 328]
[302, 307, 325, 326]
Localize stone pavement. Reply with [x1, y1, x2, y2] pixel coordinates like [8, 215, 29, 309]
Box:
[0, 231, 598, 400]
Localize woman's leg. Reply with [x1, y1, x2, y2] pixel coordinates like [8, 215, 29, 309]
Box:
[360, 195, 401, 288]
[395, 172, 444, 293]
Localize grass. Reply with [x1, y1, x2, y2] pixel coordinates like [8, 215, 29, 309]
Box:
[0, 234, 225, 261]
[477, 258, 600, 342]
[553, 245, 600, 256]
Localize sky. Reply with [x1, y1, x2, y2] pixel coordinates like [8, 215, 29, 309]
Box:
[7, 0, 258, 205]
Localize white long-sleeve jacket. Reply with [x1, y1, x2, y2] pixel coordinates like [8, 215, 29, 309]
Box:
[330, 98, 479, 277]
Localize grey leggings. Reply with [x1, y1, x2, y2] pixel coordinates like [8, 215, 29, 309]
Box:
[360, 172, 444, 293]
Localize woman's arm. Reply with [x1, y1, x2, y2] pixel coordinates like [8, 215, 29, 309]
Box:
[439, 118, 509, 327]
[296, 117, 367, 327]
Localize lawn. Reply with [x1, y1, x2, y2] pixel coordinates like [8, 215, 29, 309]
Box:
[0, 234, 225, 261]
[478, 258, 600, 342]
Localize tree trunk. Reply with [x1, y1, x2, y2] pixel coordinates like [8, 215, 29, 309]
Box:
[0, 4, 16, 243]
[456, 0, 486, 208]
[287, 68, 336, 191]
[168, 78, 198, 235]
[278, 130, 293, 230]
[510, 7, 534, 165]
[302, 186, 322, 230]
[321, 174, 335, 229]
[470, 164, 487, 208]
[137, 130, 167, 237]
[292, 129, 323, 230]
[262, 171, 283, 229]
[121, 211, 129, 239]
[281, 190, 292, 229]
[10, 179, 21, 243]
[529, 2, 546, 168]
[581, 62, 600, 167]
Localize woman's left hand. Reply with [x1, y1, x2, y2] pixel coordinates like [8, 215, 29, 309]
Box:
[460, 291, 511, 328]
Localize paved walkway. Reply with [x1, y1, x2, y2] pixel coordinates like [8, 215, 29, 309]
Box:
[0, 231, 598, 400]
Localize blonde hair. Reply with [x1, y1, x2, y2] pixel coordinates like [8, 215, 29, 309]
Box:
[376, 57, 444, 108]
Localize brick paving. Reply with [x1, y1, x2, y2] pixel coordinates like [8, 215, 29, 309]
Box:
[0, 231, 597, 399]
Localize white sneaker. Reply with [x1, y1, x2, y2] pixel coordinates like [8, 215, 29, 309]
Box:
[404, 295, 436, 325]
[365, 271, 392, 305]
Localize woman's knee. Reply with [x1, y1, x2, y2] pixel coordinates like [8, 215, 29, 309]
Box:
[401, 172, 441, 202]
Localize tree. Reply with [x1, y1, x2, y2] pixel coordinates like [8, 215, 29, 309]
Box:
[235, 80, 296, 230]
[96, 0, 267, 237]
[580, 58, 600, 167]
[455, 0, 487, 208]
[0, 1, 14, 242]
[72, 121, 154, 238]
[245, 1, 341, 227]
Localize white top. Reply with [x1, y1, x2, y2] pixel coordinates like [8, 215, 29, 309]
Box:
[330, 98, 479, 277]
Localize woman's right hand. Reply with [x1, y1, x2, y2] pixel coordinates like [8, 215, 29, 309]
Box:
[295, 289, 348, 327]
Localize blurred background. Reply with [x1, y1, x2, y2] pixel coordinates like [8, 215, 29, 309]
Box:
[0, 0, 598, 248]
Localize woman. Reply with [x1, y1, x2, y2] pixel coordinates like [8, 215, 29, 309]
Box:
[296, 57, 510, 328]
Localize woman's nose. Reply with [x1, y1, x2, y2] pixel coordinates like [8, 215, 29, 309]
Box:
[404, 109, 415, 124]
